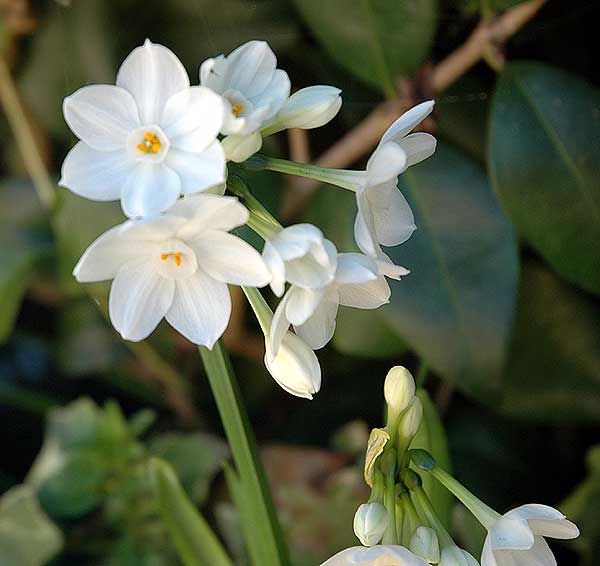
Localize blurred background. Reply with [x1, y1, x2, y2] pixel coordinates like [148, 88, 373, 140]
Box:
[0, 0, 598, 564]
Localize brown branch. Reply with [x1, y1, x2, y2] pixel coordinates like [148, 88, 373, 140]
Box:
[281, 0, 546, 221]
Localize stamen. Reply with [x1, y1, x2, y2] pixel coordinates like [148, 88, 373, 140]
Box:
[138, 131, 162, 154]
[160, 252, 183, 266]
[231, 103, 244, 117]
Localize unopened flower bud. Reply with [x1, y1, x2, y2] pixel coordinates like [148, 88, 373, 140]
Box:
[264, 332, 321, 399]
[439, 545, 479, 566]
[353, 502, 389, 547]
[222, 131, 262, 162]
[266, 86, 342, 133]
[384, 366, 415, 415]
[399, 397, 423, 441]
[409, 526, 440, 563]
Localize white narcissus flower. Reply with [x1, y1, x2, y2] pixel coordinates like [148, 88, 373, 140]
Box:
[262, 85, 342, 134]
[439, 545, 479, 566]
[270, 251, 391, 355]
[73, 195, 270, 347]
[262, 224, 338, 297]
[200, 40, 290, 162]
[61, 39, 226, 219]
[481, 504, 579, 566]
[353, 502, 389, 547]
[320, 545, 428, 566]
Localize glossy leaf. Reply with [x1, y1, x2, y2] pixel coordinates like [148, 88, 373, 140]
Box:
[500, 261, 600, 423]
[489, 62, 600, 294]
[293, 0, 437, 95]
[0, 486, 63, 566]
[382, 143, 519, 401]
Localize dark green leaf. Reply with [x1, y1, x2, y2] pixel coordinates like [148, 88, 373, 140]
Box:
[293, 0, 438, 95]
[0, 485, 63, 566]
[500, 261, 600, 423]
[383, 143, 519, 401]
[489, 62, 600, 294]
[561, 444, 600, 564]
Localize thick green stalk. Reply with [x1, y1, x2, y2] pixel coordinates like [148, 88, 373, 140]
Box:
[199, 341, 290, 565]
[243, 155, 360, 191]
[412, 487, 454, 548]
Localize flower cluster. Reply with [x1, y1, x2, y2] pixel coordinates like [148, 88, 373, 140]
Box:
[61, 39, 434, 398]
[320, 367, 580, 566]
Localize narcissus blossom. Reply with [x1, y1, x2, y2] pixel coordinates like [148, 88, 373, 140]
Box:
[200, 40, 290, 161]
[320, 545, 428, 566]
[61, 39, 226, 218]
[262, 85, 342, 134]
[73, 195, 270, 346]
[270, 250, 391, 355]
[481, 504, 579, 566]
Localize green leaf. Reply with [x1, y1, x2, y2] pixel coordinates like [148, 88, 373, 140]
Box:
[489, 62, 600, 295]
[149, 433, 228, 505]
[150, 458, 232, 566]
[561, 444, 600, 564]
[293, 0, 438, 95]
[410, 390, 452, 527]
[0, 485, 63, 566]
[382, 143, 519, 401]
[333, 307, 407, 358]
[500, 261, 600, 423]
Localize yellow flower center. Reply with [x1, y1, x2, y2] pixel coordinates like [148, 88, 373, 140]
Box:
[160, 252, 183, 266]
[231, 103, 244, 117]
[137, 131, 162, 154]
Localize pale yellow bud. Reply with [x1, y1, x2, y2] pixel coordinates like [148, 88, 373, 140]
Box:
[384, 366, 415, 415]
[399, 397, 423, 441]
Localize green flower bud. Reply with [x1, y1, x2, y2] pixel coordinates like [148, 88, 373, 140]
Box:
[353, 502, 389, 547]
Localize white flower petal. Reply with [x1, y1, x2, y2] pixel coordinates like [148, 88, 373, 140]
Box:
[263, 241, 286, 297]
[295, 289, 339, 350]
[335, 253, 379, 285]
[165, 269, 231, 348]
[250, 68, 291, 120]
[285, 286, 325, 326]
[171, 195, 249, 240]
[489, 517, 535, 551]
[225, 40, 277, 98]
[338, 276, 391, 309]
[269, 293, 292, 357]
[380, 100, 435, 146]
[165, 142, 226, 195]
[60, 142, 134, 201]
[73, 225, 156, 283]
[375, 251, 411, 280]
[119, 216, 186, 242]
[285, 239, 338, 290]
[109, 259, 175, 341]
[369, 183, 416, 247]
[354, 193, 378, 256]
[401, 132, 437, 167]
[161, 86, 224, 150]
[121, 162, 181, 218]
[63, 85, 140, 151]
[264, 331, 321, 400]
[506, 505, 579, 540]
[199, 55, 227, 92]
[366, 142, 407, 186]
[116, 39, 189, 124]
[320, 545, 428, 566]
[222, 132, 263, 162]
[490, 537, 556, 566]
[271, 224, 325, 261]
[189, 230, 270, 286]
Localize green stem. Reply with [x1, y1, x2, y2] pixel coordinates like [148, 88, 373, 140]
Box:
[412, 487, 454, 548]
[241, 286, 272, 336]
[380, 450, 397, 545]
[199, 341, 290, 565]
[429, 466, 500, 529]
[400, 491, 422, 546]
[243, 155, 361, 191]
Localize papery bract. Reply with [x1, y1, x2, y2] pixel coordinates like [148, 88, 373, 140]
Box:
[73, 195, 270, 347]
[61, 39, 226, 219]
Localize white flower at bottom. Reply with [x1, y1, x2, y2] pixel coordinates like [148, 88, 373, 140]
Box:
[264, 331, 321, 399]
[481, 504, 579, 566]
[320, 545, 428, 566]
[440, 545, 479, 566]
[73, 195, 270, 347]
[61, 39, 226, 219]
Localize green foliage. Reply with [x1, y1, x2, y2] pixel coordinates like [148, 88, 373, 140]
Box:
[293, 0, 438, 96]
[383, 144, 519, 401]
[562, 445, 600, 564]
[500, 261, 600, 423]
[0, 485, 63, 566]
[489, 62, 600, 295]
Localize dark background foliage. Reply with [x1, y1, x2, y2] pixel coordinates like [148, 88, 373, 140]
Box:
[0, 0, 598, 564]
